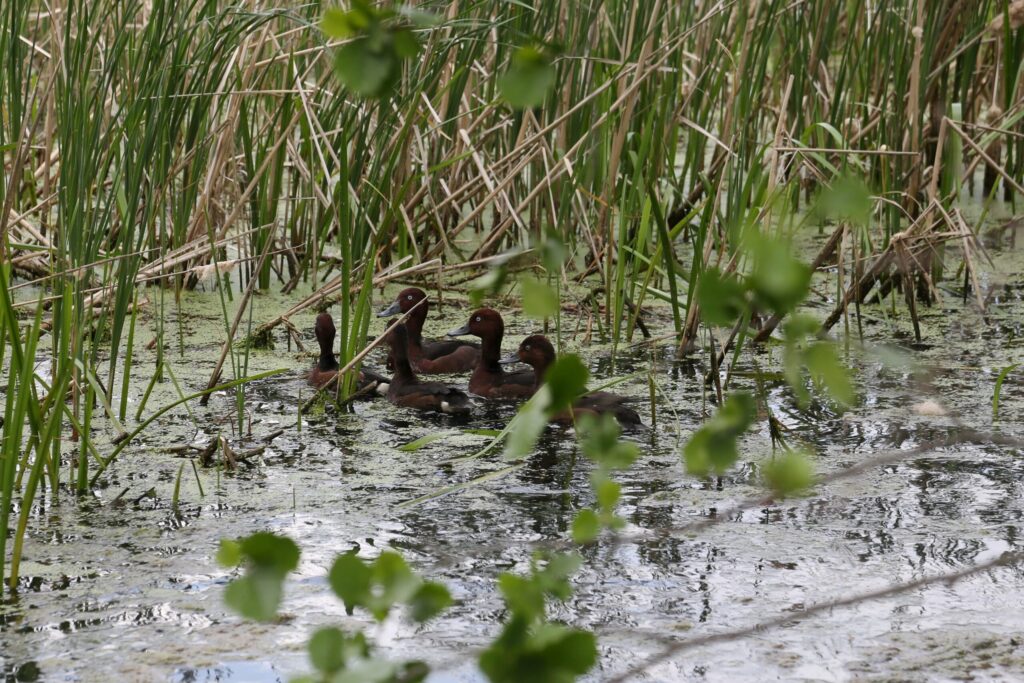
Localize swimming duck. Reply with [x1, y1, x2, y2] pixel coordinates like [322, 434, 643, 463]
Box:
[308, 312, 390, 395]
[501, 334, 641, 426]
[384, 322, 472, 414]
[377, 287, 480, 373]
[446, 308, 535, 399]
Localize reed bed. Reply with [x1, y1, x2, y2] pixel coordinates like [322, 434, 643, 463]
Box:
[1, 0, 1022, 591]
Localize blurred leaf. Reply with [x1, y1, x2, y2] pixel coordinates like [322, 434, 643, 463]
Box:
[817, 175, 872, 226]
[746, 233, 811, 315]
[697, 268, 747, 326]
[595, 477, 620, 512]
[521, 277, 559, 318]
[224, 571, 283, 622]
[309, 626, 347, 674]
[334, 40, 395, 97]
[682, 392, 756, 476]
[408, 581, 453, 623]
[370, 552, 419, 620]
[329, 551, 372, 615]
[804, 341, 855, 407]
[543, 354, 589, 411]
[763, 450, 815, 497]
[498, 573, 545, 620]
[578, 413, 638, 470]
[540, 231, 567, 272]
[498, 46, 556, 108]
[397, 6, 441, 27]
[216, 539, 241, 567]
[239, 532, 300, 574]
[392, 28, 420, 59]
[504, 388, 551, 460]
[572, 508, 600, 543]
[469, 266, 508, 307]
[321, 8, 356, 37]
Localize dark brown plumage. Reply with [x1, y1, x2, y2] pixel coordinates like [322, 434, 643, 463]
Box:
[384, 322, 471, 415]
[308, 312, 390, 396]
[447, 308, 535, 399]
[505, 334, 641, 426]
[378, 288, 480, 373]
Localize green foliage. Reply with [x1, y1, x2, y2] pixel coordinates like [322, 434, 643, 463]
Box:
[782, 315, 855, 409]
[503, 354, 590, 460]
[683, 392, 757, 476]
[697, 268, 748, 326]
[329, 550, 452, 622]
[744, 231, 812, 317]
[480, 552, 596, 683]
[815, 175, 873, 226]
[762, 450, 816, 498]
[221, 538, 447, 682]
[498, 46, 556, 108]
[219, 532, 300, 622]
[521, 278, 560, 318]
[322, 1, 436, 98]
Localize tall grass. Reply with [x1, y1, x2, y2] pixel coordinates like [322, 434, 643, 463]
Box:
[1, 0, 1021, 591]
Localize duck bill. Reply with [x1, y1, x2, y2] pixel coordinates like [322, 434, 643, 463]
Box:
[446, 323, 471, 337]
[499, 353, 520, 365]
[377, 300, 402, 318]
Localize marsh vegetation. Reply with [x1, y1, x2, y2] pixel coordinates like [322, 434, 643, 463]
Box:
[2, 0, 1024, 680]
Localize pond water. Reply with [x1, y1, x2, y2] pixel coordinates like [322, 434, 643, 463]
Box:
[2, 215, 1024, 682]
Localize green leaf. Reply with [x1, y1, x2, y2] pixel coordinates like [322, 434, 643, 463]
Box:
[392, 28, 421, 59]
[503, 388, 551, 460]
[370, 551, 420, 620]
[224, 570, 283, 622]
[321, 8, 355, 37]
[746, 233, 811, 315]
[682, 392, 756, 476]
[993, 363, 1019, 420]
[572, 508, 600, 543]
[539, 232, 567, 272]
[804, 341, 855, 407]
[329, 551, 372, 615]
[521, 277, 559, 318]
[578, 413, 638, 469]
[239, 532, 300, 574]
[816, 175, 872, 226]
[216, 539, 241, 567]
[595, 477, 620, 512]
[408, 581, 453, 622]
[498, 573, 545, 620]
[309, 626, 347, 674]
[498, 47, 556, 108]
[697, 268, 747, 326]
[334, 40, 395, 97]
[543, 354, 589, 411]
[533, 624, 598, 675]
[763, 450, 815, 497]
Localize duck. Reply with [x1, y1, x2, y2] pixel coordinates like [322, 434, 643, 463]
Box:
[383, 322, 472, 414]
[377, 287, 480, 373]
[446, 308, 535, 399]
[501, 334, 641, 426]
[308, 312, 390, 395]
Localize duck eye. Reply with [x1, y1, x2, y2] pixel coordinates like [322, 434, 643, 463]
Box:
[474, 316, 481, 322]
[524, 345, 531, 351]
[406, 294, 413, 300]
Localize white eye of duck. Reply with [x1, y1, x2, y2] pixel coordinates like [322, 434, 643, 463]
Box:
[406, 294, 413, 300]
[474, 316, 481, 322]
[524, 344, 531, 351]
